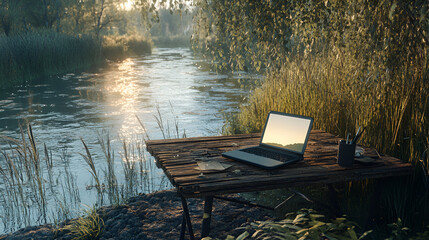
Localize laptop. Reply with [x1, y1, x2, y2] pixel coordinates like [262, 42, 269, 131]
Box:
[222, 111, 313, 169]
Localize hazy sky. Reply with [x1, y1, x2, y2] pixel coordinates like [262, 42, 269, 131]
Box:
[262, 113, 311, 152]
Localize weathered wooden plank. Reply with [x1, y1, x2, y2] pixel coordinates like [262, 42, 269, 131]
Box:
[173, 160, 410, 188]
[179, 165, 412, 197]
[146, 133, 261, 147]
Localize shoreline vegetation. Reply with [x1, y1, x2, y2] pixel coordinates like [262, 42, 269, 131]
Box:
[0, 31, 154, 89]
[0, 31, 103, 88]
[0, 124, 166, 234]
[212, 1, 428, 239]
[102, 35, 153, 61]
[1, 0, 428, 239]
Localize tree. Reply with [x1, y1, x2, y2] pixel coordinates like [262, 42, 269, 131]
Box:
[191, 0, 429, 73]
[0, 0, 22, 36]
[19, 0, 64, 29]
[67, 0, 85, 33]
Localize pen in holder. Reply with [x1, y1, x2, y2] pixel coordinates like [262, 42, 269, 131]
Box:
[337, 140, 356, 167]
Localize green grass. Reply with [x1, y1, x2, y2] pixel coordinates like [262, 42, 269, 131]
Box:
[66, 206, 104, 240]
[0, 30, 103, 88]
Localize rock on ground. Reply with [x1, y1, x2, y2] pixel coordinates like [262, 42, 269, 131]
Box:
[0, 189, 274, 240]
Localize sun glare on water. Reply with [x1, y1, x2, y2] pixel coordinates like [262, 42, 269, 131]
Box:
[121, 0, 134, 11]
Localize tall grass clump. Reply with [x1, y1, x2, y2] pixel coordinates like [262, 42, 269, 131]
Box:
[81, 131, 169, 207]
[0, 30, 103, 88]
[224, 49, 428, 163]
[102, 35, 152, 61]
[67, 206, 104, 240]
[0, 125, 81, 233]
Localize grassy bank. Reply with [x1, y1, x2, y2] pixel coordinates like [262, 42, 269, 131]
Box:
[224, 48, 428, 165]
[102, 35, 153, 61]
[0, 32, 154, 88]
[223, 46, 429, 235]
[0, 31, 103, 88]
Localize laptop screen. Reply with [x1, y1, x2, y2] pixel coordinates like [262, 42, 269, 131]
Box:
[261, 112, 312, 154]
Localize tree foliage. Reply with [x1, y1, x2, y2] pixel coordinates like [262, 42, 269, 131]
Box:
[192, 0, 429, 73]
[0, 0, 150, 38]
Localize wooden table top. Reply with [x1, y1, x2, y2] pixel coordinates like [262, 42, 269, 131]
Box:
[146, 130, 413, 198]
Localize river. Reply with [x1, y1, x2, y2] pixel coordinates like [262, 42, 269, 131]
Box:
[0, 48, 260, 233]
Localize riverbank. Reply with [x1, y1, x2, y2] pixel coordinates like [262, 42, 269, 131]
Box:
[102, 35, 153, 61]
[0, 31, 103, 88]
[0, 189, 274, 240]
[0, 32, 154, 88]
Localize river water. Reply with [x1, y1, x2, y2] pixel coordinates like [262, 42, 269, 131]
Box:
[0, 48, 260, 233]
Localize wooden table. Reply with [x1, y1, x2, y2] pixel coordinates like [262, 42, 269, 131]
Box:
[146, 130, 412, 239]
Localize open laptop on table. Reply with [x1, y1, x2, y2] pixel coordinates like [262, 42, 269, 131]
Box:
[222, 111, 313, 169]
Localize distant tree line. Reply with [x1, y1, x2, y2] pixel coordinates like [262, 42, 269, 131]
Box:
[0, 0, 150, 38]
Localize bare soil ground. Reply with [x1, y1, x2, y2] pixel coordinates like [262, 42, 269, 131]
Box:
[0, 189, 274, 240]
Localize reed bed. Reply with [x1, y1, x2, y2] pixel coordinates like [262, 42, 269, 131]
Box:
[224, 48, 428, 165]
[152, 35, 191, 48]
[80, 133, 168, 207]
[223, 47, 429, 230]
[0, 119, 175, 233]
[0, 125, 81, 233]
[102, 35, 152, 61]
[0, 31, 103, 88]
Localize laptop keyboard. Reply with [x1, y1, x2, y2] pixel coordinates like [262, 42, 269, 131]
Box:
[241, 147, 297, 162]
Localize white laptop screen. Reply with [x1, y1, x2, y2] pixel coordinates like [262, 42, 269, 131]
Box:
[261, 113, 312, 154]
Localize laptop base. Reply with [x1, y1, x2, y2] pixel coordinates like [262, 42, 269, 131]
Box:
[222, 147, 301, 170]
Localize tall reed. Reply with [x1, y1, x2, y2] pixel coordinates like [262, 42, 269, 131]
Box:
[223, 47, 429, 230]
[0, 125, 80, 233]
[0, 30, 103, 88]
[224, 48, 428, 165]
[102, 35, 152, 61]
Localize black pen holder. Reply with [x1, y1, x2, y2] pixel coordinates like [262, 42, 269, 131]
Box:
[337, 140, 356, 167]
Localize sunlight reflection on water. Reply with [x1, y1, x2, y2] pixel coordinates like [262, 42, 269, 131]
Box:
[0, 48, 261, 232]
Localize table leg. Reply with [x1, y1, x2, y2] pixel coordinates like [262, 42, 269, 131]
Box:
[366, 179, 382, 229]
[180, 214, 186, 240]
[328, 184, 342, 217]
[181, 196, 195, 240]
[201, 196, 214, 238]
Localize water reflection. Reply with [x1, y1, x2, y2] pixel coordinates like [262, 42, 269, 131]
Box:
[103, 58, 141, 138]
[0, 48, 261, 233]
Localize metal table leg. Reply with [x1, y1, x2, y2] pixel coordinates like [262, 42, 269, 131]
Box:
[180, 196, 195, 240]
[180, 214, 186, 240]
[328, 184, 342, 217]
[201, 196, 214, 238]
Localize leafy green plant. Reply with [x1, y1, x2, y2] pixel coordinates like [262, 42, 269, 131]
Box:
[386, 218, 409, 240]
[203, 209, 372, 240]
[411, 225, 429, 240]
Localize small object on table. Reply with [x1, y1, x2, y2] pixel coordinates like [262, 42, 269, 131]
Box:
[337, 140, 356, 167]
[196, 160, 232, 173]
[354, 156, 377, 164]
[355, 146, 364, 158]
